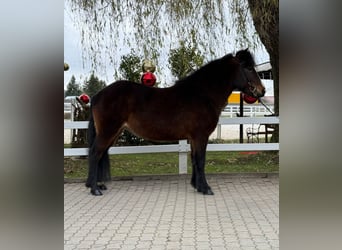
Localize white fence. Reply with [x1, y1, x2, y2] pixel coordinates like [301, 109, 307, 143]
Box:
[64, 116, 279, 174]
[64, 102, 274, 118]
[222, 104, 274, 117]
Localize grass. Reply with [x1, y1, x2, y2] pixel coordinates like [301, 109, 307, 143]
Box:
[64, 150, 278, 179]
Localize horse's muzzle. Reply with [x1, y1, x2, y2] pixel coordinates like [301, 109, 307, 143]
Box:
[248, 85, 265, 98]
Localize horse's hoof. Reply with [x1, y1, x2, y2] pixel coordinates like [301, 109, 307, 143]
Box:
[85, 182, 91, 188]
[204, 189, 214, 195]
[90, 189, 103, 196]
[98, 184, 107, 190]
[197, 187, 214, 195]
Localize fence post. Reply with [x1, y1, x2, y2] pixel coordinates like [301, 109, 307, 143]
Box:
[217, 124, 221, 139]
[178, 140, 188, 174]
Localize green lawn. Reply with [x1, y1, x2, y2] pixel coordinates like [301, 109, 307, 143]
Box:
[64, 151, 278, 179]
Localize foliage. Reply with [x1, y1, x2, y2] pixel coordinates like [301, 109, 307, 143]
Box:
[168, 40, 204, 79]
[116, 130, 147, 146]
[82, 73, 106, 97]
[65, 75, 82, 96]
[118, 53, 142, 82]
[66, 0, 262, 77]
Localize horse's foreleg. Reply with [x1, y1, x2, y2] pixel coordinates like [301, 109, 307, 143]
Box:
[191, 139, 214, 195]
[86, 145, 103, 196]
[92, 129, 122, 194]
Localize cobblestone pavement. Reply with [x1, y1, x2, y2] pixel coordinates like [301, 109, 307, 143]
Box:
[64, 175, 279, 250]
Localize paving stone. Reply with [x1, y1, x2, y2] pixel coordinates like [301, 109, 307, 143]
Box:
[118, 245, 136, 250]
[195, 242, 212, 249]
[135, 240, 152, 249]
[77, 240, 94, 248]
[106, 240, 123, 248]
[63, 244, 76, 250]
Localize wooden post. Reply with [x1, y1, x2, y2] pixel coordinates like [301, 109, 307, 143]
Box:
[217, 124, 221, 140]
[178, 140, 188, 174]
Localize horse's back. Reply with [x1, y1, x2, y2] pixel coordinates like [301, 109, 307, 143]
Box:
[91, 80, 146, 112]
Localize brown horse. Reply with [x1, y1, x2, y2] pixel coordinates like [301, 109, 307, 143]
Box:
[86, 49, 265, 196]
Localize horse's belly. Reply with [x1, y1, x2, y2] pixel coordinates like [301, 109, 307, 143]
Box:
[124, 120, 187, 141]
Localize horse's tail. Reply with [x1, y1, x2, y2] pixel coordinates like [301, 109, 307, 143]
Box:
[87, 107, 96, 149]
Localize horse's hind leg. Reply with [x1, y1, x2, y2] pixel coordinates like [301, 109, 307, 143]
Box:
[190, 138, 214, 195]
[87, 136, 110, 196]
[95, 132, 119, 191]
[87, 126, 123, 195]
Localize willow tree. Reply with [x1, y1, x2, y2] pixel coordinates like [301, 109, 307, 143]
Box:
[232, 0, 279, 141]
[66, 0, 263, 67]
[249, 0, 278, 141]
[66, 0, 278, 138]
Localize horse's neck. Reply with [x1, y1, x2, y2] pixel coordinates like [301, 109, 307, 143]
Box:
[173, 77, 234, 111]
[208, 79, 234, 101]
[197, 82, 234, 116]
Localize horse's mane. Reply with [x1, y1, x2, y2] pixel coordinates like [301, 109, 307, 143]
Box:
[173, 49, 255, 87]
[235, 49, 256, 68]
[174, 54, 233, 86]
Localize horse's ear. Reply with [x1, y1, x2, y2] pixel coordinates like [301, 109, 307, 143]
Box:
[235, 48, 255, 67]
[235, 48, 249, 57]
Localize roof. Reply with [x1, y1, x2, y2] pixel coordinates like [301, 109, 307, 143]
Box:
[255, 62, 271, 72]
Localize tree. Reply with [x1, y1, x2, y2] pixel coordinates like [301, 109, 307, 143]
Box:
[169, 40, 204, 79]
[233, 0, 278, 109]
[65, 75, 82, 97]
[249, 0, 278, 142]
[66, 0, 263, 72]
[118, 53, 142, 82]
[82, 73, 106, 97]
[232, 0, 279, 141]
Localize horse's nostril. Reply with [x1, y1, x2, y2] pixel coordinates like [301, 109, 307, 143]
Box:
[262, 88, 266, 95]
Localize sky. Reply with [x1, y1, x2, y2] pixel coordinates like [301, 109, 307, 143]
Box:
[64, 4, 270, 90]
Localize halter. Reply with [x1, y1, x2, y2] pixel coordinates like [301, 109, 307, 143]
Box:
[247, 81, 258, 97]
[241, 67, 273, 114]
[258, 97, 275, 115]
[244, 76, 273, 114]
[241, 66, 258, 98]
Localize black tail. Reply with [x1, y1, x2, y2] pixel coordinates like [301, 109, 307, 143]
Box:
[87, 109, 96, 149]
[86, 107, 97, 188]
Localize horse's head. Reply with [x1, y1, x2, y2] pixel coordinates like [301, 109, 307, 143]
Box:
[234, 49, 265, 98]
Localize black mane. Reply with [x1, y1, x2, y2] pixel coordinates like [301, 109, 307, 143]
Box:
[174, 53, 234, 86]
[173, 49, 255, 87]
[235, 49, 256, 68]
